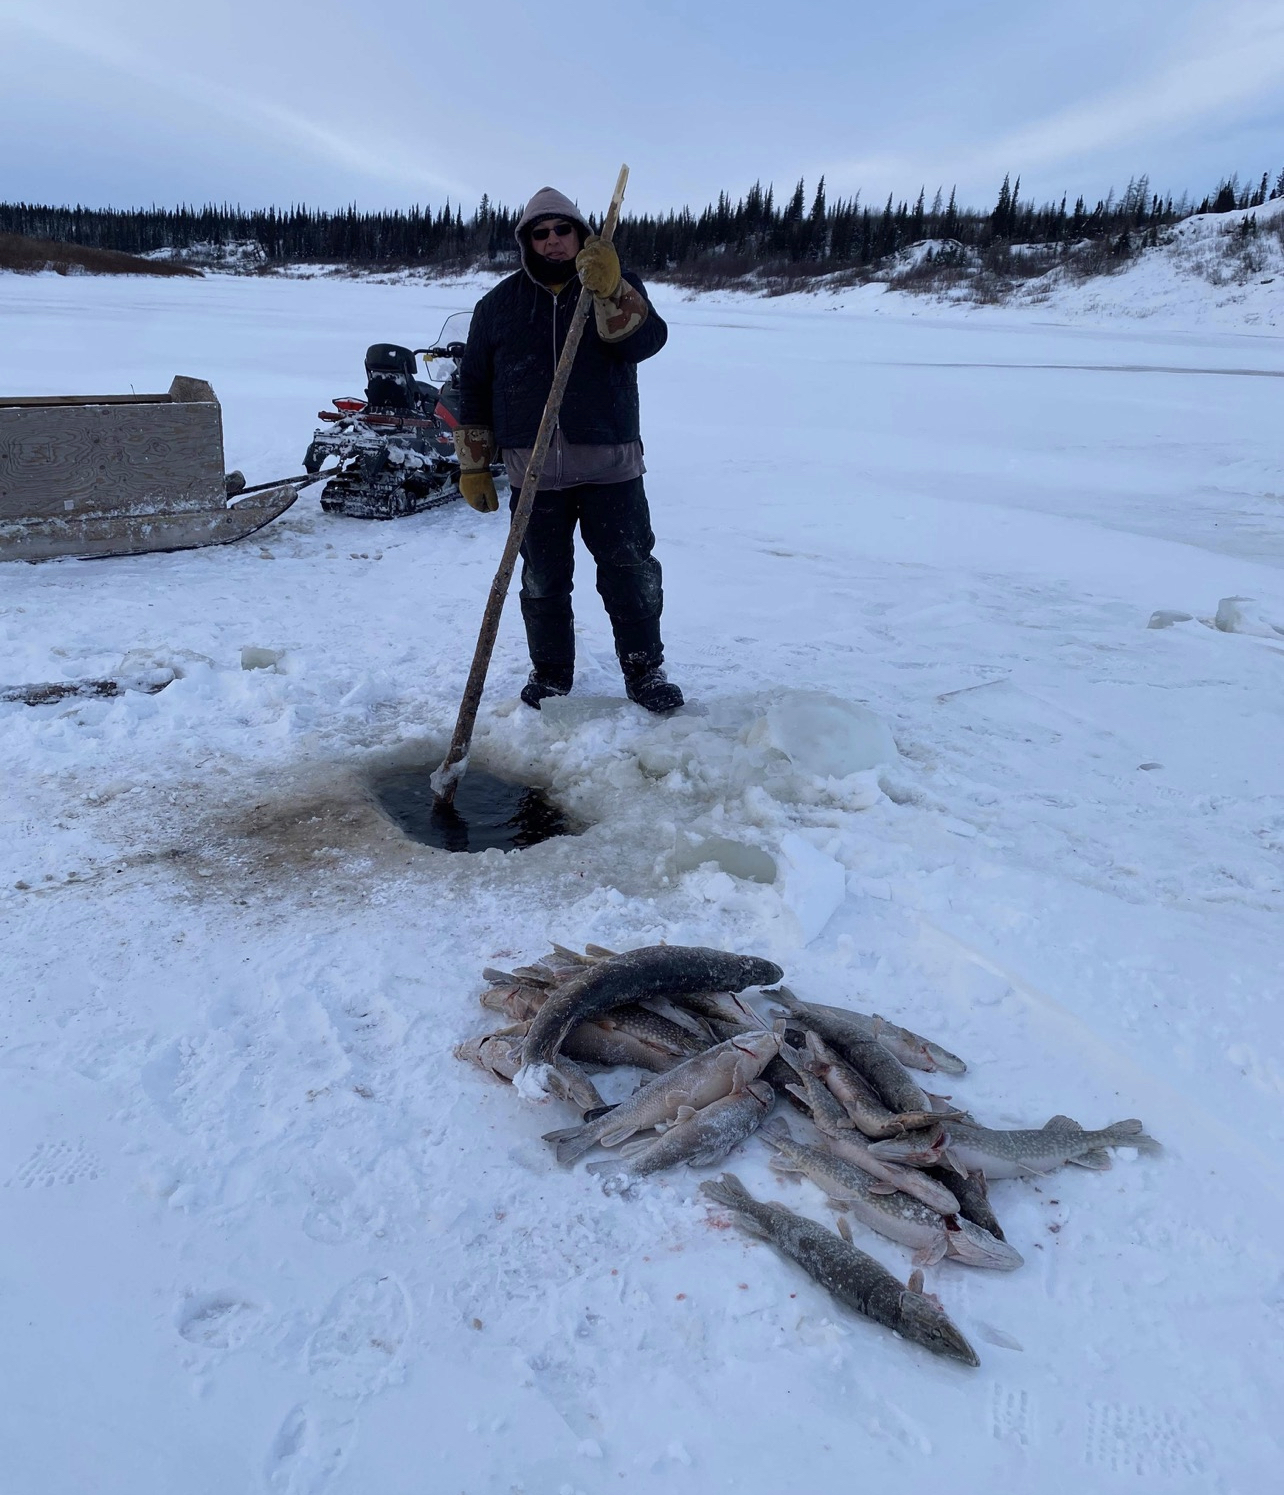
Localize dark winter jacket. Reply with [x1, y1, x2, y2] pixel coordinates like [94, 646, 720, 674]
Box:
[459, 187, 667, 448]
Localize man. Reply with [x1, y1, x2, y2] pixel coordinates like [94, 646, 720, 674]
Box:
[455, 185, 682, 713]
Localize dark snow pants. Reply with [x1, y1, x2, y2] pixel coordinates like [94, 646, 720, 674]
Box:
[512, 477, 665, 675]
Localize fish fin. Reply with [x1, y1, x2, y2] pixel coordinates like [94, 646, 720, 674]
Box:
[865, 1181, 899, 1195]
[777, 1042, 807, 1075]
[700, 1173, 761, 1222]
[912, 1240, 947, 1267]
[1069, 1148, 1112, 1170]
[1101, 1119, 1162, 1154]
[728, 994, 769, 1030]
[1043, 1114, 1082, 1132]
[597, 1122, 641, 1149]
[511, 965, 554, 986]
[540, 1124, 599, 1166]
[941, 1148, 969, 1176]
[907, 1267, 924, 1294]
[760, 1117, 793, 1143]
[768, 1158, 805, 1177]
[835, 1215, 854, 1244]
[685, 1142, 739, 1167]
[926, 1092, 955, 1112]
[582, 943, 618, 960]
[481, 967, 521, 985]
[617, 1137, 655, 1159]
[674, 1105, 698, 1123]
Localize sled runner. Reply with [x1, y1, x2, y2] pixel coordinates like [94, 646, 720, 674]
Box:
[0, 376, 297, 562]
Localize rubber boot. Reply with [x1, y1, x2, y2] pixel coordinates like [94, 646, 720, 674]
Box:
[520, 665, 574, 711]
[620, 653, 684, 714]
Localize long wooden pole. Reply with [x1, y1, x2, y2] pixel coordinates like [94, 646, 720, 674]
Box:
[431, 164, 630, 803]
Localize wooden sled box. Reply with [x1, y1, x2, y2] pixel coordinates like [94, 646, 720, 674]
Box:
[0, 375, 296, 562]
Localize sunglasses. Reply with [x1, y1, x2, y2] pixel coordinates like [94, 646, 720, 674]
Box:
[530, 221, 577, 242]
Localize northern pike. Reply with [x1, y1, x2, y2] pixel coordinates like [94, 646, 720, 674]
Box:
[542, 1030, 781, 1164]
[922, 1115, 1162, 1180]
[805, 1106, 962, 1216]
[481, 982, 705, 1072]
[866, 1013, 967, 1075]
[769, 989, 930, 1114]
[700, 1173, 980, 1367]
[518, 945, 783, 1087]
[782, 1031, 949, 1139]
[454, 1029, 603, 1112]
[761, 1121, 1022, 1269]
[586, 1082, 773, 1178]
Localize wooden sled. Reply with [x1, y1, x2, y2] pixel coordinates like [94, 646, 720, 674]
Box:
[0, 376, 297, 562]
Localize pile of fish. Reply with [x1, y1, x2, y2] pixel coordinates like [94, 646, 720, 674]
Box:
[456, 942, 1161, 1369]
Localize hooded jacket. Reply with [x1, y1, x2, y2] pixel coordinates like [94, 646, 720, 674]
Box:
[458, 186, 667, 454]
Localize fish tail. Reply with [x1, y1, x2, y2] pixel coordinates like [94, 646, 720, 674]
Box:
[1100, 1118, 1162, 1154]
[700, 1172, 757, 1213]
[759, 1117, 794, 1146]
[541, 1123, 599, 1166]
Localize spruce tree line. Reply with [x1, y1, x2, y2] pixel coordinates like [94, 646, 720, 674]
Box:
[2, 168, 1280, 277]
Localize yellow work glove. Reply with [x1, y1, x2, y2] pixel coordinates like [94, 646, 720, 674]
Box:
[576, 236, 621, 298]
[454, 425, 500, 513]
[459, 470, 499, 513]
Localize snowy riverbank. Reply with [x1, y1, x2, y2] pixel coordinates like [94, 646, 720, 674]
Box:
[2, 270, 1282, 1493]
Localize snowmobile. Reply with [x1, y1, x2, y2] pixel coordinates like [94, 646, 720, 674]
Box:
[303, 312, 504, 520]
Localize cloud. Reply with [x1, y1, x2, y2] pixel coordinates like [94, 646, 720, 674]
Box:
[825, 0, 1284, 193]
[2, 8, 474, 200]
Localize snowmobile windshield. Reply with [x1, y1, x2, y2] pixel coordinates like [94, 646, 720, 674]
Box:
[424, 311, 471, 381]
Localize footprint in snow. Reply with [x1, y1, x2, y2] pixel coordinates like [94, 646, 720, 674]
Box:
[263, 1403, 358, 1494]
[306, 1272, 411, 1398]
[177, 1292, 265, 1350]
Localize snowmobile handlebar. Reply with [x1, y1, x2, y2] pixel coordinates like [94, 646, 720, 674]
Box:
[413, 343, 466, 362]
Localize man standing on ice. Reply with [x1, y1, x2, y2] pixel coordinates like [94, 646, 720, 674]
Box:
[455, 185, 682, 713]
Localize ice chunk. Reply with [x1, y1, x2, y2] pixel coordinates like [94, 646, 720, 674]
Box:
[1146, 609, 1194, 629]
[241, 645, 286, 672]
[1214, 597, 1284, 638]
[672, 834, 777, 884]
[776, 832, 846, 944]
[762, 691, 898, 777]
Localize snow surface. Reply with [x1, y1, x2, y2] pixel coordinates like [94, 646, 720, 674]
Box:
[2, 268, 1283, 1493]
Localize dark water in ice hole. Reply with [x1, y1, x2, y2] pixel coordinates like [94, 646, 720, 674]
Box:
[371, 767, 575, 853]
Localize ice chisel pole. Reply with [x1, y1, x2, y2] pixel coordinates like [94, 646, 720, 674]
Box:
[431, 164, 630, 804]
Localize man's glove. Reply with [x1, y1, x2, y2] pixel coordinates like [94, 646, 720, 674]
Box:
[454, 426, 499, 513]
[459, 470, 498, 512]
[576, 236, 621, 298]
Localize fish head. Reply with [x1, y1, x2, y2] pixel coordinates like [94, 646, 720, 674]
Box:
[897, 1290, 980, 1368]
[867, 1125, 946, 1165]
[737, 957, 785, 989]
[730, 1029, 783, 1067]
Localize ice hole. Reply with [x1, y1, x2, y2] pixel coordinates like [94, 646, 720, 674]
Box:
[370, 767, 577, 853]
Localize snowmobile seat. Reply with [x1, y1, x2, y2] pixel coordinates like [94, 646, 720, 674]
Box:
[364, 343, 436, 413]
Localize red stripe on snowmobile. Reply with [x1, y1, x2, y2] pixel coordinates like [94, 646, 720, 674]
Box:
[434, 401, 460, 430]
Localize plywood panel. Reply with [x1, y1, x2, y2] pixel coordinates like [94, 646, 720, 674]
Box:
[0, 398, 225, 520]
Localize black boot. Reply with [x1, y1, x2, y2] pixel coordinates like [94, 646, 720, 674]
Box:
[621, 654, 684, 714]
[520, 665, 574, 711]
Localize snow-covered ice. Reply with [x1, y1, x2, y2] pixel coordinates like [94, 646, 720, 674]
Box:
[2, 267, 1283, 1493]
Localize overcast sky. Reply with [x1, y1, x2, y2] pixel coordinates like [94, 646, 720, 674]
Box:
[2, 0, 1282, 216]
